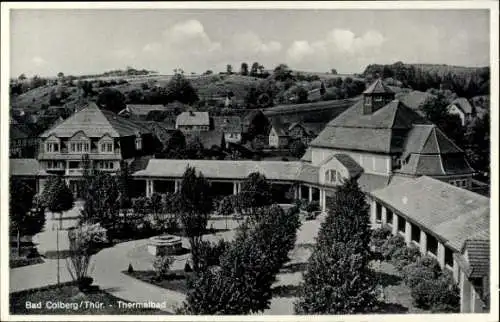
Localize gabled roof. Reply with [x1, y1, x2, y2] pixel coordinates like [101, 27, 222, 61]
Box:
[40, 103, 150, 138]
[449, 97, 474, 114]
[213, 116, 242, 133]
[176, 111, 210, 127]
[363, 79, 395, 95]
[269, 118, 289, 137]
[301, 147, 313, 162]
[333, 154, 364, 178]
[371, 176, 489, 251]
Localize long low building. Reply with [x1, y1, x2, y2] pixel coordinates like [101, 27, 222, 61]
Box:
[368, 176, 490, 313]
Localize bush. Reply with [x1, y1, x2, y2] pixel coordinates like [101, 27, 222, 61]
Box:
[380, 234, 406, 260]
[391, 245, 421, 271]
[153, 255, 174, 280]
[411, 272, 460, 312]
[370, 226, 392, 248]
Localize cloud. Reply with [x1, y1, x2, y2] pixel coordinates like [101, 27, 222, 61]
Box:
[229, 31, 282, 56]
[31, 56, 46, 66]
[110, 48, 135, 60]
[162, 19, 221, 53]
[286, 28, 385, 69]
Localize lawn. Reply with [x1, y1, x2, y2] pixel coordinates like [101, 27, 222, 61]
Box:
[123, 269, 191, 294]
[10, 283, 169, 315]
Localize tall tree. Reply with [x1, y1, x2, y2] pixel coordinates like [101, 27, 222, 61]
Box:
[9, 178, 37, 256]
[295, 178, 377, 314]
[165, 73, 199, 104]
[176, 166, 213, 272]
[226, 64, 233, 75]
[97, 88, 126, 114]
[250, 62, 259, 77]
[273, 64, 293, 81]
[117, 160, 132, 209]
[240, 62, 249, 76]
[43, 176, 75, 222]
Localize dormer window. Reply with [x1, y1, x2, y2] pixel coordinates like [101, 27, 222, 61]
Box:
[325, 169, 341, 184]
[46, 142, 60, 153]
[100, 142, 113, 153]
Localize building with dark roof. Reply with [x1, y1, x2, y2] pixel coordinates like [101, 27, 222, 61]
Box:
[309, 79, 474, 190]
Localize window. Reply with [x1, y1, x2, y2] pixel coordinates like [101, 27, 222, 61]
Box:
[47, 161, 61, 169]
[46, 142, 59, 152]
[135, 137, 142, 150]
[70, 141, 90, 153]
[411, 224, 421, 243]
[99, 161, 114, 170]
[325, 169, 340, 184]
[376, 203, 382, 222]
[100, 142, 113, 153]
[398, 216, 406, 233]
[427, 234, 438, 256]
[445, 247, 454, 267]
[386, 209, 393, 226]
[69, 161, 80, 169]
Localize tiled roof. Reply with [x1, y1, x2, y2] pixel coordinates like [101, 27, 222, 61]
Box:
[296, 163, 319, 184]
[358, 173, 391, 193]
[397, 125, 473, 176]
[176, 112, 209, 127]
[333, 154, 364, 178]
[310, 126, 395, 153]
[326, 99, 429, 129]
[450, 97, 474, 114]
[40, 103, 150, 138]
[10, 159, 47, 176]
[363, 79, 395, 95]
[371, 176, 489, 251]
[213, 116, 242, 133]
[463, 238, 489, 278]
[133, 159, 303, 182]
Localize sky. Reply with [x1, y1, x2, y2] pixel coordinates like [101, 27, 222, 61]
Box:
[10, 9, 490, 77]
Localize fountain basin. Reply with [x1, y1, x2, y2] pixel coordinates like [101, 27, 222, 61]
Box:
[147, 235, 182, 256]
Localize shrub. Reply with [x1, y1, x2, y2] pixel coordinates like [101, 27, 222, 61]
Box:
[411, 272, 460, 312]
[380, 234, 406, 260]
[370, 226, 392, 248]
[391, 245, 421, 271]
[401, 255, 442, 288]
[153, 255, 174, 280]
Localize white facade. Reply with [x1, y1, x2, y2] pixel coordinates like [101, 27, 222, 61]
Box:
[311, 148, 392, 175]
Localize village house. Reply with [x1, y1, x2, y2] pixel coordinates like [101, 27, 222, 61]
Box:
[268, 119, 290, 148]
[212, 116, 242, 144]
[447, 97, 476, 126]
[9, 124, 38, 158]
[175, 111, 210, 132]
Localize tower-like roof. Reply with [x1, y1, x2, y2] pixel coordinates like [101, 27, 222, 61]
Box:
[363, 79, 395, 95]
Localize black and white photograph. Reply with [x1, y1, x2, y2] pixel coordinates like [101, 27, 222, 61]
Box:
[1, 2, 498, 320]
